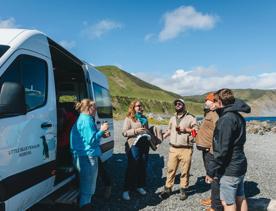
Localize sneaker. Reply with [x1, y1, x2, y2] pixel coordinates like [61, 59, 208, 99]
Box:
[159, 187, 171, 199]
[137, 187, 147, 195]
[179, 188, 188, 201]
[200, 197, 212, 206]
[122, 191, 130, 200]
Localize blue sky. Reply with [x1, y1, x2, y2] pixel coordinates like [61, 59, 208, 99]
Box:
[1, 0, 276, 95]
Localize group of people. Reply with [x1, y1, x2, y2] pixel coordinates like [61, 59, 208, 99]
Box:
[69, 88, 250, 211]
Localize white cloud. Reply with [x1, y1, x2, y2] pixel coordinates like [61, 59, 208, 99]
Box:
[0, 17, 17, 28]
[82, 19, 123, 39]
[134, 66, 276, 96]
[158, 6, 218, 42]
[59, 40, 76, 50]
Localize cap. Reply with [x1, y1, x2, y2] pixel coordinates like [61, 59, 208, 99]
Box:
[174, 99, 185, 105]
[205, 93, 215, 102]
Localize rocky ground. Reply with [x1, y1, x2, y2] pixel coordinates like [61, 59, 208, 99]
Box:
[31, 120, 276, 211]
[91, 121, 276, 211]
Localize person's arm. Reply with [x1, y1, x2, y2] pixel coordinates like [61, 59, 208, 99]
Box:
[122, 117, 136, 137]
[82, 120, 104, 146]
[207, 118, 235, 178]
[163, 117, 172, 139]
[182, 116, 198, 133]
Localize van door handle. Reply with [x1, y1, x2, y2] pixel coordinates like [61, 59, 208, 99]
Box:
[41, 122, 52, 128]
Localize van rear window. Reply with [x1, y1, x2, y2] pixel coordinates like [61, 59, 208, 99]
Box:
[93, 83, 112, 118]
[0, 45, 9, 58]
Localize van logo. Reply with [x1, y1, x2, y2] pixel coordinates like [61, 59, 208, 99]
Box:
[41, 136, 49, 159]
[8, 144, 40, 157]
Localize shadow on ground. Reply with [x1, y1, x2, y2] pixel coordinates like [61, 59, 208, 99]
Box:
[93, 153, 165, 210]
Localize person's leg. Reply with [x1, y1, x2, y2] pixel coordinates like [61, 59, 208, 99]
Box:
[123, 147, 139, 191]
[89, 157, 98, 198]
[236, 175, 248, 211]
[137, 146, 149, 189]
[211, 179, 223, 211]
[165, 147, 180, 189]
[202, 150, 208, 171]
[221, 201, 236, 211]
[236, 196, 248, 211]
[220, 175, 239, 211]
[178, 148, 193, 200]
[77, 156, 95, 208]
[98, 159, 112, 187]
[200, 152, 212, 206]
[160, 147, 179, 199]
[179, 148, 193, 189]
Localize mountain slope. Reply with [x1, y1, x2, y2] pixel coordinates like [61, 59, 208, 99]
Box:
[96, 65, 276, 118]
[96, 65, 202, 118]
[96, 65, 181, 101]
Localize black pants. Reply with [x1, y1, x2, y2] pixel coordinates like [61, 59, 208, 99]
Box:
[205, 152, 223, 211]
[202, 150, 209, 171]
[98, 159, 112, 187]
[124, 140, 149, 191]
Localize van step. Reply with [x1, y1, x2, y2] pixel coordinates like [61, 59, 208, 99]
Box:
[55, 189, 79, 205]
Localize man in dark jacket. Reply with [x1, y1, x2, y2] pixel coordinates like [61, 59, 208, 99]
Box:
[206, 89, 250, 211]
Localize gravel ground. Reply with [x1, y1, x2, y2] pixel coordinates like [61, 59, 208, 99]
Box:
[31, 120, 276, 211]
[92, 121, 276, 211]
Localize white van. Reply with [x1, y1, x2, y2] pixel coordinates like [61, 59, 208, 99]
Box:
[0, 29, 114, 211]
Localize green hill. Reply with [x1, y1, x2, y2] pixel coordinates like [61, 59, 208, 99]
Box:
[96, 65, 202, 118]
[96, 65, 276, 119]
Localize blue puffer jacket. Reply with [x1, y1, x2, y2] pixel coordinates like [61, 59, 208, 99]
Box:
[70, 113, 104, 157]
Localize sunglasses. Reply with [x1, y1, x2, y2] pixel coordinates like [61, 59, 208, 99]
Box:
[135, 104, 142, 107]
[175, 102, 183, 106]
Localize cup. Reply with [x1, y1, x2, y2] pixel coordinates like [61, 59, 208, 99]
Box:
[191, 129, 197, 137]
[105, 131, 111, 137]
[176, 126, 180, 132]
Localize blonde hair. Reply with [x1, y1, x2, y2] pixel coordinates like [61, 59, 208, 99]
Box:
[75, 99, 96, 113]
[127, 100, 141, 122]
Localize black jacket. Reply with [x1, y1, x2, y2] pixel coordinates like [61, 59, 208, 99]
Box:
[207, 99, 251, 178]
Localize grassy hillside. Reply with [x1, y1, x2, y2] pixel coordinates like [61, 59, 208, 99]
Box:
[96, 65, 202, 119]
[96, 65, 181, 101]
[96, 65, 276, 118]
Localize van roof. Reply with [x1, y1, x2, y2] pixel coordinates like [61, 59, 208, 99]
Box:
[0, 28, 42, 45]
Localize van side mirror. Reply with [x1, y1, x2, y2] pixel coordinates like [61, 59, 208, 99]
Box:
[0, 82, 27, 116]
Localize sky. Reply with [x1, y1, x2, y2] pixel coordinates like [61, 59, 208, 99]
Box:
[1, 0, 276, 95]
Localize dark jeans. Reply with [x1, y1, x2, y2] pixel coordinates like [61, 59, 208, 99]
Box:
[98, 159, 112, 187]
[124, 140, 149, 191]
[202, 150, 209, 171]
[205, 152, 223, 211]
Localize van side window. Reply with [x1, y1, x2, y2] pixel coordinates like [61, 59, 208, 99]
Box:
[93, 83, 112, 118]
[0, 54, 47, 111]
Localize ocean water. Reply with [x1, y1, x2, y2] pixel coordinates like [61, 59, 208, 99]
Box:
[196, 116, 276, 122]
[244, 116, 276, 122]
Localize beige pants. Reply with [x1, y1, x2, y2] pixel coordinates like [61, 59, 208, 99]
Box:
[165, 146, 193, 189]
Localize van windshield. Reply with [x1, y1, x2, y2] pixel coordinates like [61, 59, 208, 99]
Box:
[0, 45, 9, 58]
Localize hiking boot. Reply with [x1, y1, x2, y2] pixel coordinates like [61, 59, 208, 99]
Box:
[159, 187, 171, 199]
[200, 197, 212, 206]
[122, 191, 130, 200]
[137, 187, 147, 195]
[179, 188, 188, 201]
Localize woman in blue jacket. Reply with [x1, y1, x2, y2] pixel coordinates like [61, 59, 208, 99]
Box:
[70, 99, 109, 209]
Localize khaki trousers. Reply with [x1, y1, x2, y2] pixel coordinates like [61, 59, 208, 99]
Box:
[165, 146, 193, 189]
